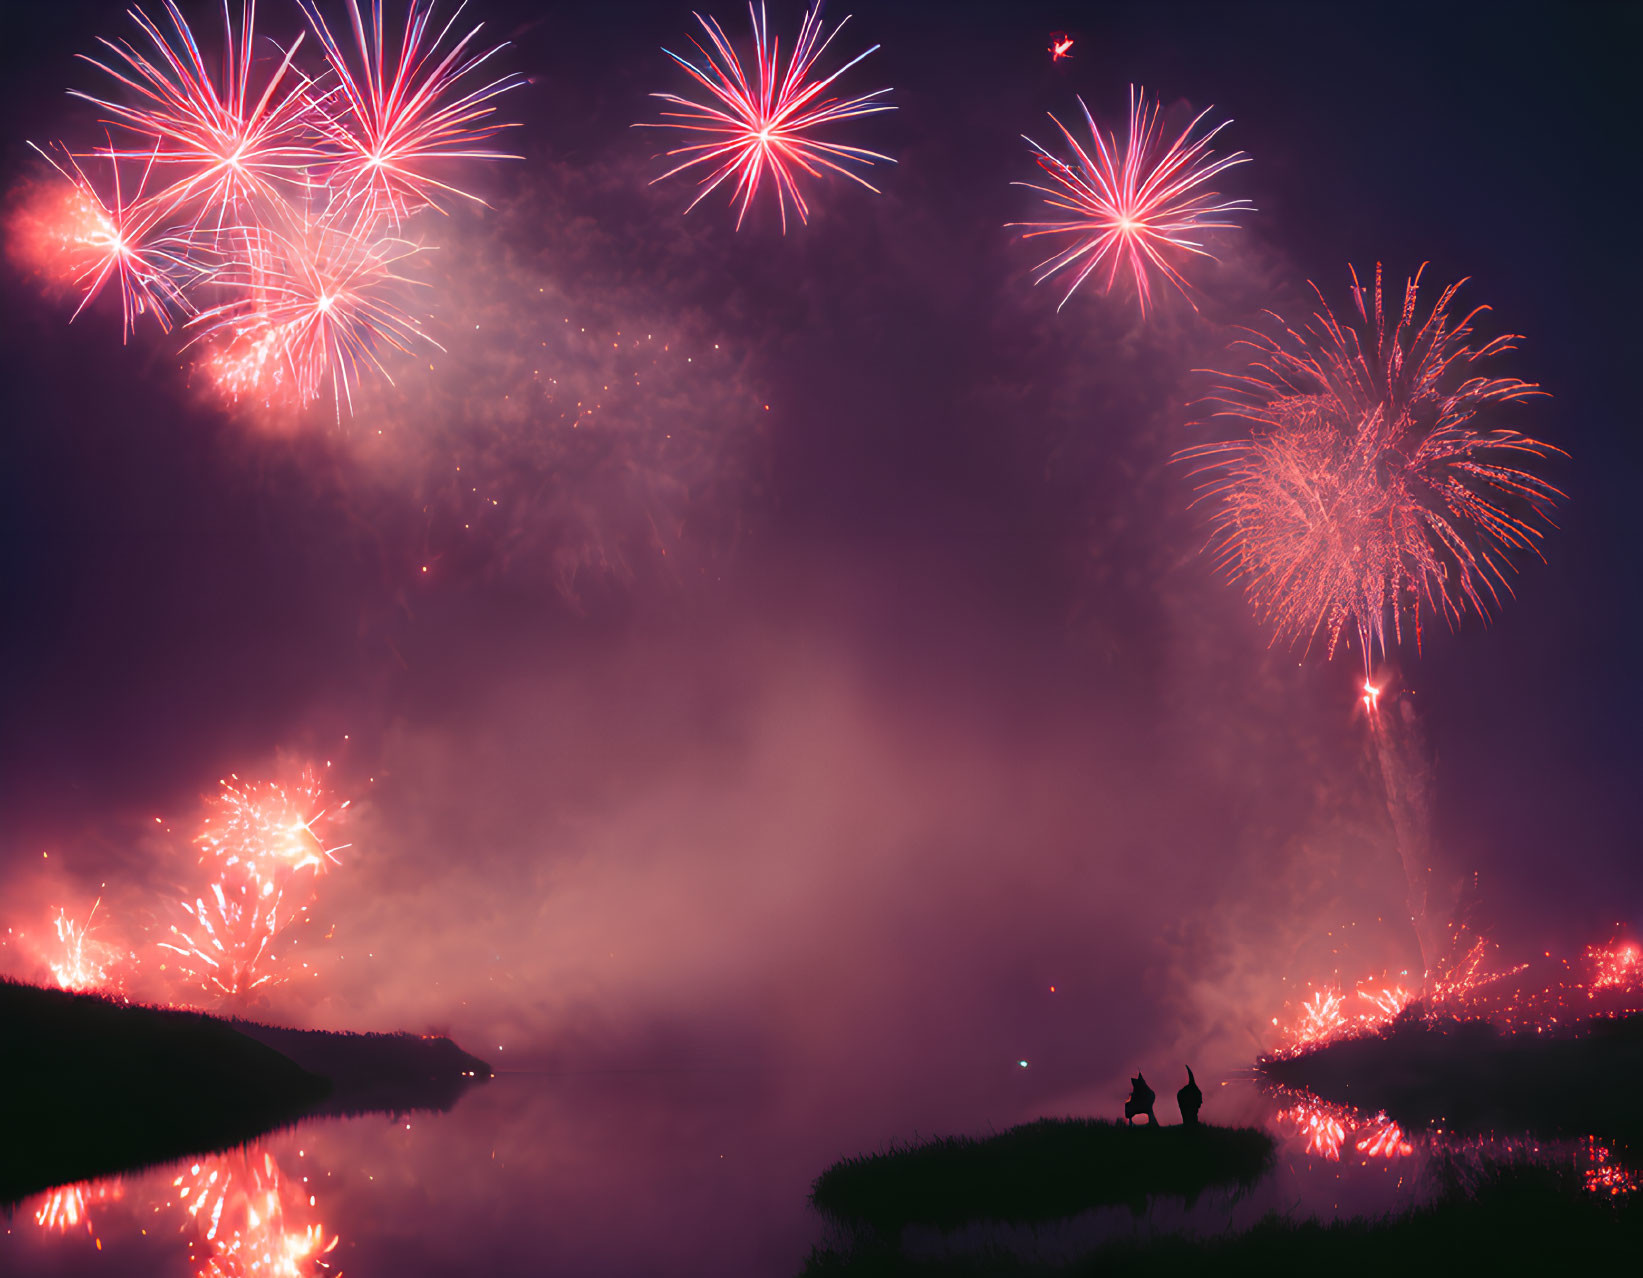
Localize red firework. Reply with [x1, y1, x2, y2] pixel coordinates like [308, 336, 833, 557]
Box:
[24, 139, 196, 339]
[196, 769, 351, 887]
[72, 1, 321, 228]
[1179, 265, 1564, 670]
[296, 0, 525, 225]
[192, 208, 438, 411]
[1011, 86, 1251, 314]
[638, 2, 895, 231]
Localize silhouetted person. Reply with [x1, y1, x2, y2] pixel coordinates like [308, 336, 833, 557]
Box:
[1177, 1066, 1202, 1126]
[1124, 1072, 1157, 1126]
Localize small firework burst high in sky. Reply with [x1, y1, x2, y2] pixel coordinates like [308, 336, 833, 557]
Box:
[1178, 264, 1565, 673]
[1012, 86, 1252, 315]
[22, 0, 520, 413]
[638, 2, 895, 231]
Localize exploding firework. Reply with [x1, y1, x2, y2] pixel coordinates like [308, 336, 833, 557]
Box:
[72, 1, 321, 228]
[196, 769, 351, 886]
[1048, 33, 1074, 62]
[1011, 86, 1251, 314]
[48, 899, 121, 993]
[296, 0, 525, 225]
[160, 764, 349, 1004]
[23, 139, 197, 339]
[638, 2, 895, 230]
[25, 0, 519, 416]
[159, 872, 308, 999]
[191, 209, 438, 411]
[1179, 264, 1564, 670]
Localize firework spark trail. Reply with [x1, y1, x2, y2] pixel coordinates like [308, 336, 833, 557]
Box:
[1365, 684, 1440, 978]
[48, 899, 120, 993]
[295, 0, 525, 225]
[71, 0, 322, 229]
[25, 138, 198, 339]
[1178, 264, 1564, 670]
[190, 208, 439, 412]
[638, 2, 895, 231]
[1010, 86, 1252, 314]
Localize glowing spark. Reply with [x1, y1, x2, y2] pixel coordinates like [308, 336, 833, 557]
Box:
[1048, 33, 1073, 62]
[296, 0, 525, 225]
[1011, 85, 1251, 314]
[1179, 265, 1564, 671]
[638, 2, 896, 231]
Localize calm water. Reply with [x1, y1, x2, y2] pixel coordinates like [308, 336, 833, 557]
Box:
[2, 1066, 1621, 1275]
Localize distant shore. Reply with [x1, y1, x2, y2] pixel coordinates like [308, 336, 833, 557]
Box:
[1260, 1009, 1643, 1145]
[0, 979, 490, 1203]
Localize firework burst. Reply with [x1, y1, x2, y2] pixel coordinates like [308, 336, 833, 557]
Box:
[1011, 86, 1251, 314]
[638, 2, 895, 231]
[72, 0, 321, 228]
[196, 769, 352, 886]
[296, 0, 525, 225]
[26, 0, 519, 416]
[191, 209, 438, 411]
[1179, 264, 1564, 670]
[24, 139, 197, 339]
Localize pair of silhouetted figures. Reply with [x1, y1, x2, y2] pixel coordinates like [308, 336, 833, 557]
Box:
[1124, 1067, 1201, 1126]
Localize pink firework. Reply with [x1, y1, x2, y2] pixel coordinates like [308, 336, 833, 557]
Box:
[25, 138, 197, 339]
[296, 0, 525, 225]
[192, 209, 437, 411]
[196, 769, 351, 887]
[1011, 86, 1251, 314]
[638, 2, 895, 231]
[72, 1, 320, 228]
[159, 869, 316, 1000]
[1179, 265, 1564, 671]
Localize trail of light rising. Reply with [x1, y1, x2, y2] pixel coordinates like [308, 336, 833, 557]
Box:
[296, 0, 525, 225]
[72, 1, 321, 227]
[638, 2, 895, 231]
[1011, 86, 1251, 314]
[1179, 265, 1564, 672]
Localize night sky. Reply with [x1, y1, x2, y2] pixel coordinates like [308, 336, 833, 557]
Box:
[0, 0, 1638, 1088]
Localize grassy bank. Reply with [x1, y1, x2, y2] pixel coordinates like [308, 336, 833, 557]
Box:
[0, 979, 328, 1203]
[810, 1118, 1274, 1235]
[0, 980, 494, 1203]
[804, 1164, 1643, 1275]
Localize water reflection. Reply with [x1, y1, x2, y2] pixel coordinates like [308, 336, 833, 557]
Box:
[4, 1070, 1637, 1277]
